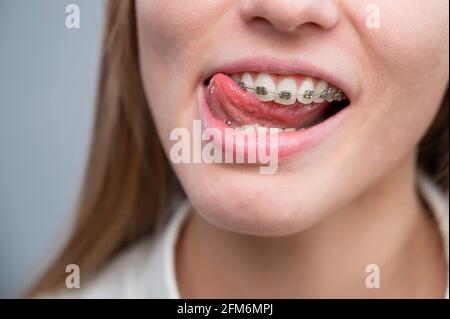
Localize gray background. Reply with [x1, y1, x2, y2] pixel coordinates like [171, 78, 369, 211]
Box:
[0, 0, 104, 298]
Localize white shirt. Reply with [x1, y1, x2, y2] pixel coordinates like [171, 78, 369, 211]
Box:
[52, 174, 449, 298]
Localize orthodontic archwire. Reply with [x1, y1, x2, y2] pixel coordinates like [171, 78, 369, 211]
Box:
[237, 80, 347, 102]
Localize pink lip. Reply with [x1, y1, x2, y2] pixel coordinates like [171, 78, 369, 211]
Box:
[198, 87, 351, 163]
[197, 57, 355, 163]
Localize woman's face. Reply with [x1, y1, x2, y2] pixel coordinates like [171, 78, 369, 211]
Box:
[136, 0, 449, 236]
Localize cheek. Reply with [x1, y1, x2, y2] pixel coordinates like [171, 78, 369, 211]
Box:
[383, 4, 447, 90]
[136, 0, 201, 93]
[136, 0, 231, 75]
[381, 2, 448, 132]
[344, 0, 448, 156]
[135, 0, 233, 151]
[344, 0, 448, 83]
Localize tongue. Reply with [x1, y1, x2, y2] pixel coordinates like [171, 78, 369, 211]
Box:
[206, 73, 330, 129]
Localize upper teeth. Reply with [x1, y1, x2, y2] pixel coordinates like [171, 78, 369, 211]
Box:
[275, 77, 297, 105]
[231, 72, 346, 105]
[255, 73, 276, 102]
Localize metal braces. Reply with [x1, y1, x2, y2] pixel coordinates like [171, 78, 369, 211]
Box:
[238, 81, 347, 102]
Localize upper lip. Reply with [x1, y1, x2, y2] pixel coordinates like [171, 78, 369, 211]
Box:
[203, 56, 357, 102]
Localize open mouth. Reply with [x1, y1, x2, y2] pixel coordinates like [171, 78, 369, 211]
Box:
[203, 72, 349, 132]
[197, 68, 352, 162]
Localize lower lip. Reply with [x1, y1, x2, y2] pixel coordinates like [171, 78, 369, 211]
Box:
[197, 85, 351, 163]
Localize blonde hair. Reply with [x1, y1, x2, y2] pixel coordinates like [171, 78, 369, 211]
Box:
[29, 0, 449, 295]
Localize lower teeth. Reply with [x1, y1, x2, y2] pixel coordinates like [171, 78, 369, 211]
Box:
[225, 121, 298, 132]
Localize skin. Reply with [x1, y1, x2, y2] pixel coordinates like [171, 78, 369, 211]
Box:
[136, 0, 448, 297]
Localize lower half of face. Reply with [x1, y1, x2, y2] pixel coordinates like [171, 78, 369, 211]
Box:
[136, 0, 449, 236]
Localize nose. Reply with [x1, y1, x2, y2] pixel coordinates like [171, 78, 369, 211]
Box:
[239, 0, 340, 33]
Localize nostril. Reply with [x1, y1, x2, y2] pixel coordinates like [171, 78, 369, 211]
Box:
[250, 16, 299, 33]
[251, 16, 274, 28]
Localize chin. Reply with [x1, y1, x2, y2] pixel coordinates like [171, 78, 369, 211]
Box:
[176, 162, 341, 237]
